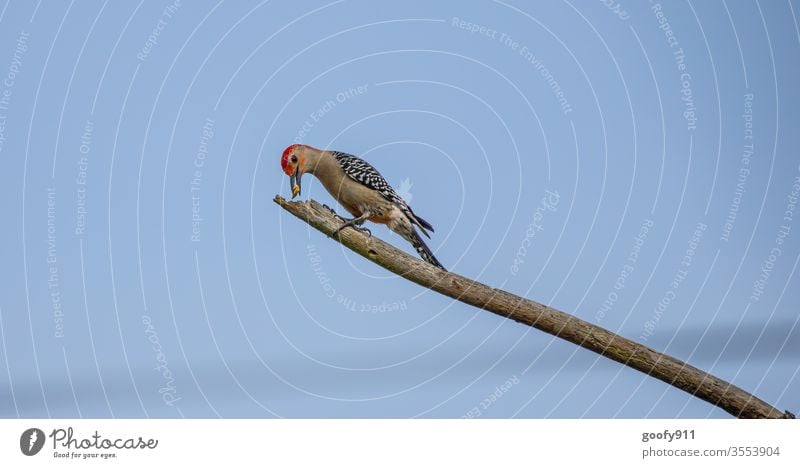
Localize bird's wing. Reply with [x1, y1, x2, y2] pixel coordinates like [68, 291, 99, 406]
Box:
[331, 151, 398, 199]
[331, 151, 434, 236]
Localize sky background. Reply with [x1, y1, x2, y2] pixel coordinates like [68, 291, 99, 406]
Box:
[0, 0, 798, 418]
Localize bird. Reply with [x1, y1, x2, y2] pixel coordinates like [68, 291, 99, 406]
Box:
[281, 144, 445, 269]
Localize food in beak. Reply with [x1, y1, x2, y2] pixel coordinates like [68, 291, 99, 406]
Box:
[290, 168, 301, 199]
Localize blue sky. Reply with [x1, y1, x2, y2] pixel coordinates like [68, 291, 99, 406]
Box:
[0, 0, 798, 418]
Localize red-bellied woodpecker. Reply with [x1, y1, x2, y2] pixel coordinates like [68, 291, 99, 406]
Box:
[281, 144, 445, 269]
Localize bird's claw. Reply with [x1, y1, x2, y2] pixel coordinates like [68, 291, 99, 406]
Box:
[329, 223, 346, 239]
[330, 226, 368, 239]
[323, 205, 346, 222]
[329, 217, 371, 238]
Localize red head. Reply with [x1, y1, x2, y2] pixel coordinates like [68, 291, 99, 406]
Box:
[281, 144, 300, 176]
[282, 144, 309, 198]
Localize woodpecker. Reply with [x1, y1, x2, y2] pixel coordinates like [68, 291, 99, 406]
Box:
[281, 144, 445, 269]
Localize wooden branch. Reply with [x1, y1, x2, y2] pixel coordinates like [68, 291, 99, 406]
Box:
[274, 195, 795, 419]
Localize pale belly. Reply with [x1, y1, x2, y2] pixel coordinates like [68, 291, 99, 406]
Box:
[317, 174, 396, 224]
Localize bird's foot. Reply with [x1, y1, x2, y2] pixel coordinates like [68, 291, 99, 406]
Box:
[330, 217, 371, 238]
[353, 225, 372, 237]
[322, 204, 342, 218]
[329, 222, 349, 239]
[323, 205, 347, 225]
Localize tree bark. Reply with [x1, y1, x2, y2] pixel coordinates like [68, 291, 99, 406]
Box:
[274, 195, 795, 419]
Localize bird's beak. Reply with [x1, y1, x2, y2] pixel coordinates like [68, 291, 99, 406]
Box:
[290, 167, 301, 199]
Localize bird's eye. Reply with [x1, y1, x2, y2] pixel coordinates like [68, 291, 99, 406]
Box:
[291, 155, 298, 163]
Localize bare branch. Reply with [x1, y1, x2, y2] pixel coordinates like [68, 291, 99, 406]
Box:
[275, 195, 795, 419]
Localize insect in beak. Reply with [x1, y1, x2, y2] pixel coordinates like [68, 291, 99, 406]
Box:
[290, 167, 301, 199]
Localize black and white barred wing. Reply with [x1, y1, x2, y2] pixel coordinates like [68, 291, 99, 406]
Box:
[331, 151, 435, 236]
[331, 151, 397, 197]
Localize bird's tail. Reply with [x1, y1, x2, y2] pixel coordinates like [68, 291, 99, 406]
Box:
[408, 229, 446, 270]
